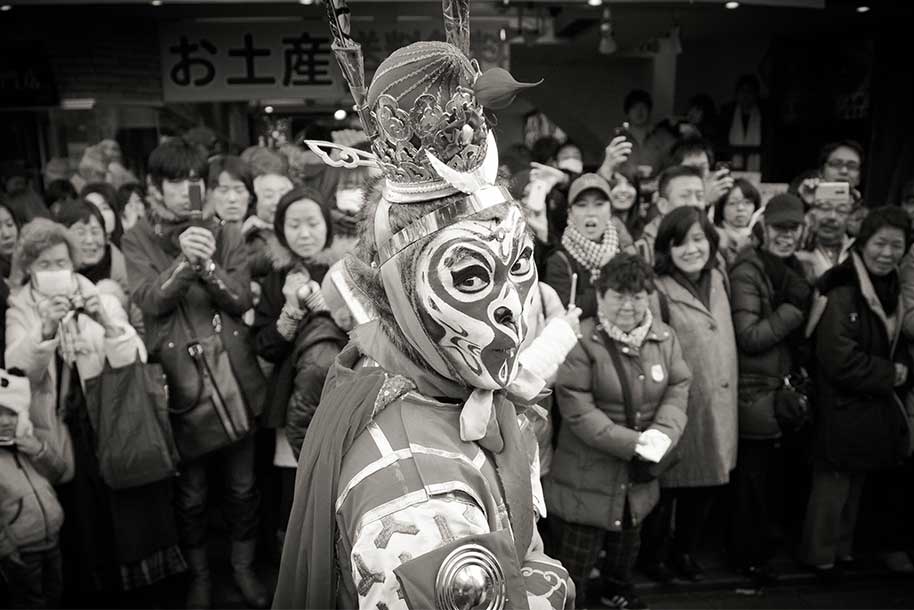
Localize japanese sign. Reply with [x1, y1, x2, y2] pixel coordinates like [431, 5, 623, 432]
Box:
[161, 19, 509, 103]
[161, 22, 341, 103]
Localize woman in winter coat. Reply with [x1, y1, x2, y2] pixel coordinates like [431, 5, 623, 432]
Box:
[5, 219, 186, 602]
[546, 253, 690, 608]
[638, 206, 739, 583]
[252, 186, 348, 551]
[544, 173, 634, 320]
[801, 207, 912, 581]
[728, 194, 812, 583]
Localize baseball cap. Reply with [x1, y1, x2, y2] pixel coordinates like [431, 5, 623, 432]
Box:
[764, 193, 805, 226]
[568, 172, 612, 204]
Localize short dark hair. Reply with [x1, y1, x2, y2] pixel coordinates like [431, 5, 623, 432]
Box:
[854, 206, 911, 254]
[116, 182, 145, 216]
[657, 165, 703, 201]
[653, 206, 720, 276]
[669, 137, 715, 168]
[274, 185, 334, 251]
[596, 253, 655, 295]
[207, 155, 254, 194]
[818, 139, 865, 170]
[714, 178, 761, 226]
[531, 136, 562, 165]
[44, 179, 77, 207]
[624, 89, 653, 114]
[147, 137, 209, 190]
[53, 197, 107, 234]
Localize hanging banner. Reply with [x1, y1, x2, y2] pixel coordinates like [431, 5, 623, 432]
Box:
[160, 19, 509, 103]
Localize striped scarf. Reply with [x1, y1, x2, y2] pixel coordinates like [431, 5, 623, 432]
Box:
[561, 221, 620, 278]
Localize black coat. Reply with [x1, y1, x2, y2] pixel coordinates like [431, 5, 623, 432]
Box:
[809, 253, 911, 472]
[729, 247, 809, 439]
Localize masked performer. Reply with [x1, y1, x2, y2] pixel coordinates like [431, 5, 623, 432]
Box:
[273, 1, 581, 609]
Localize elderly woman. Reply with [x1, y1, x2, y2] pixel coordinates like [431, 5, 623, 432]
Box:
[545, 173, 634, 320]
[5, 219, 185, 601]
[638, 206, 739, 583]
[728, 194, 812, 584]
[802, 207, 912, 581]
[546, 253, 690, 608]
[53, 198, 129, 299]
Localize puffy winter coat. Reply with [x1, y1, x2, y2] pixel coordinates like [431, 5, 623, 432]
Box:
[655, 269, 739, 487]
[808, 252, 911, 472]
[5, 276, 146, 483]
[545, 316, 691, 531]
[0, 445, 67, 557]
[729, 247, 808, 439]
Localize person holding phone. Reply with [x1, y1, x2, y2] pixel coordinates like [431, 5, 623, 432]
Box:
[4, 219, 183, 604]
[122, 137, 269, 609]
[796, 182, 855, 281]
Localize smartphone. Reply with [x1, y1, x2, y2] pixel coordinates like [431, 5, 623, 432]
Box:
[613, 121, 631, 142]
[815, 181, 851, 206]
[0, 407, 17, 447]
[188, 182, 206, 227]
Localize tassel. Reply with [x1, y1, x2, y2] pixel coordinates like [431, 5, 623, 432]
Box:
[473, 67, 542, 110]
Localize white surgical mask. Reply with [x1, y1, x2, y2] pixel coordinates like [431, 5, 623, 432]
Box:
[34, 270, 76, 297]
[558, 158, 584, 175]
[335, 188, 364, 214]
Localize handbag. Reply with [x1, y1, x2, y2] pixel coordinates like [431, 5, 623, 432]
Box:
[85, 357, 180, 489]
[774, 369, 812, 432]
[160, 305, 254, 461]
[601, 329, 680, 484]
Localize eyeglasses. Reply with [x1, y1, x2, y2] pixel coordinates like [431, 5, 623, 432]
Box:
[826, 158, 861, 172]
[813, 203, 852, 216]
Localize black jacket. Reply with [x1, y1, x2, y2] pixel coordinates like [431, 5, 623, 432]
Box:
[729, 247, 810, 439]
[809, 253, 911, 472]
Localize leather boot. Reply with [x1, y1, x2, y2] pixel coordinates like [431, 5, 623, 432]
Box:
[184, 547, 212, 609]
[231, 539, 269, 609]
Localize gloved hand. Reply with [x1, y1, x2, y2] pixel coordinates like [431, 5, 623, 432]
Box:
[781, 267, 812, 311]
[635, 429, 672, 463]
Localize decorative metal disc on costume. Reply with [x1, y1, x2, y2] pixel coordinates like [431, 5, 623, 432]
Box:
[435, 544, 506, 610]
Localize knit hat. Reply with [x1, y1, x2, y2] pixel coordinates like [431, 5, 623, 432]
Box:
[764, 193, 805, 226]
[0, 370, 33, 439]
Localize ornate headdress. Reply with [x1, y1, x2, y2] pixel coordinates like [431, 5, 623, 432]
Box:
[313, 0, 539, 370]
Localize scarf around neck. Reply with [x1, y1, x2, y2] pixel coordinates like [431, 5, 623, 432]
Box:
[562, 221, 619, 277]
[600, 308, 654, 350]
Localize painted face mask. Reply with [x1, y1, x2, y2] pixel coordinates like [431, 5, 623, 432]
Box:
[415, 205, 537, 390]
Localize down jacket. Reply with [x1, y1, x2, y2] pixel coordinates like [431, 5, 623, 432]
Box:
[544, 316, 691, 531]
[729, 247, 808, 439]
[808, 252, 911, 472]
[0, 445, 68, 557]
[654, 269, 739, 487]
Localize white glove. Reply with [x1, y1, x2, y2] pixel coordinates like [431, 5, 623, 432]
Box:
[634, 429, 672, 463]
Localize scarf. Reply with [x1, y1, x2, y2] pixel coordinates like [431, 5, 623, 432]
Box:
[561, 221, 619, 278]
[600, 308, 654, 350]
[671, 268, 712, 311]
[728, 104, 762, 172]
[79, 245, 113, 285]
